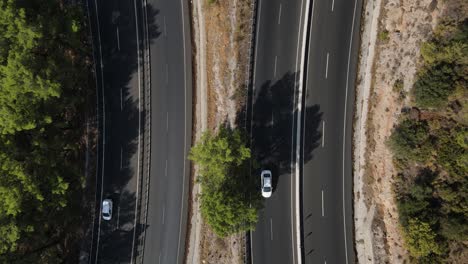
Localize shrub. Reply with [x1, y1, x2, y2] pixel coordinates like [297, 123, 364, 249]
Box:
[404, 218, 443, 259]
[413, 63, 456, 108]
[378, 29, 390, 42]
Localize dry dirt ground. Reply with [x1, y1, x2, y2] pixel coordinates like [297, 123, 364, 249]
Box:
[353, 0, 467, 263]
[187, 0, 254, 264]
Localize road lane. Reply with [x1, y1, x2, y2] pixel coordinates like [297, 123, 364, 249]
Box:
[87, 0, 144, 262]
[141, 0, 192, 263]
[301, 0, 362, 263]
[250, 0, 307, 263]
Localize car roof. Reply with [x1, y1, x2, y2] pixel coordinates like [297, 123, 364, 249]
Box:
[264, 176, 272, 187]
[102, 200, 111, 213]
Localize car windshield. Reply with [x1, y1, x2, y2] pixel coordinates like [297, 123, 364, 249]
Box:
[103, 212, 110, 217]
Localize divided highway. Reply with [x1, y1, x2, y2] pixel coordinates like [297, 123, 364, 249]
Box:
[87, 0, 191, 263]
[250, 0, 362, 263]
[301, 0, 362, 263]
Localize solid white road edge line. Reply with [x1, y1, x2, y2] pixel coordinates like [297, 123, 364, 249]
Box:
[142, 0, 152, 259]
[295, 0, 310, 262]
[130, 0, 142, 262]
[250, 0, 263, 262]
[342, 0, 359, 263]
[176, 0, 188, 262]
[301, 0, 317, 208]
[92, 0, 106, 261]
[278, 4, 282, 25]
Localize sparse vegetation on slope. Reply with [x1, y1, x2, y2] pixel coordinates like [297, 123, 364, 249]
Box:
[389, 19, 467, 263]
[0, 0, 90, 262]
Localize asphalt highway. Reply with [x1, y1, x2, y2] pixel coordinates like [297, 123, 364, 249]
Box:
[301, 0, 362, 263]
[88, 0, 144, 263]
[250, 0, 307, 263]
[87, 0, 191, 263]
[141, 0, 192, 263]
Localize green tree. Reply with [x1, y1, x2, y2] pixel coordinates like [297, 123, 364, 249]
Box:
[189, 127, 251, 189]
[0, 0, 89, 261]
[189, 127, 258, 237]
[201, 189, 257, 237]
[413, 63, 457, 108]
[404, 218, 442, 259]
[388, 119, 432, 164]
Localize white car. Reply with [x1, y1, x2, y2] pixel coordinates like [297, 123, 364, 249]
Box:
[261, 170, 272, 198]
[102, 199, 113, 220]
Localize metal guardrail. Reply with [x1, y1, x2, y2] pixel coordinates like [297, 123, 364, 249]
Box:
[243, 0, 258, 130]
[134, 0, 152, 263]
[244, 1, 258, 264]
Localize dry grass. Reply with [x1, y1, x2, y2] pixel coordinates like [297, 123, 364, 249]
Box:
[198, 0, 254, 263]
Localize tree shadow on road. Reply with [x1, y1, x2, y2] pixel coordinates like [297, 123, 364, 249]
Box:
[86, 0, 160, 263]
[237, 70, 323, 198]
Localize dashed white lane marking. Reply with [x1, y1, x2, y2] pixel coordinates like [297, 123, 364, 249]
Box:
[120, 88, 123, 111]
[270, 218, 274, 241]
[165, 63, 169, 84]
[322, 120, 325, 147]
[165, 159, 168, 177]
[278, 4, 282, 25]
[321, 190, 325, 217]
[116, 205, 121, 229]
[116, 26, 121, 50]
[274, 56, 278, 78]
[325, 52, 329, 79]
[120, 147, 123, 169]
[163, 16, 167, 37]
[162, 205, 165, 225]
[331, 0, 335, 11]
[166, 111, 169, 132]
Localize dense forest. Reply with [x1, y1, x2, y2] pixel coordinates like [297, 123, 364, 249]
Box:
[0, 0, 90, 262]
[389, 19, 467, 262]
